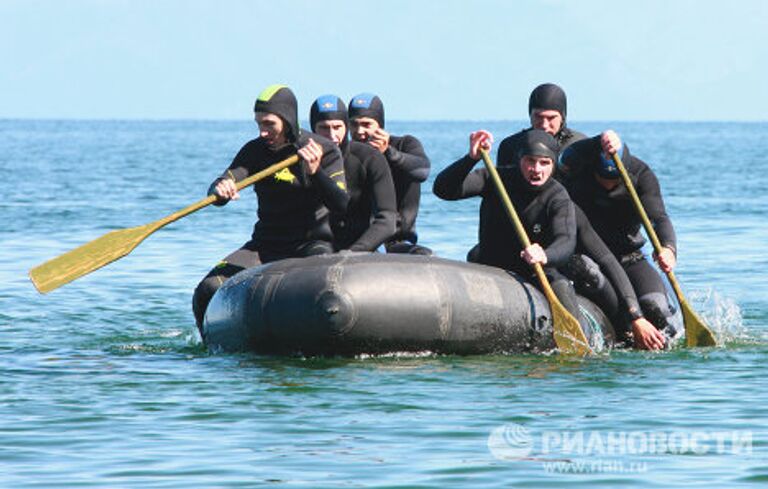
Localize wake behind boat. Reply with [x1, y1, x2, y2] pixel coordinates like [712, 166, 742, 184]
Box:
[202, 253, 617, 355]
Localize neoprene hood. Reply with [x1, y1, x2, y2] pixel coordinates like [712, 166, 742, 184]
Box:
[310, 94, 348, 131]
[348, 93, 385, 128]
[528, 83, 567, 121]
[254, 84, 300, 143]
[518, 129, 559, 161]
[557, 135, 632, 179]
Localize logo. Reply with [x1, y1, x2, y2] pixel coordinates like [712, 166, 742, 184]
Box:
[273, 168, 296, 183]
[532, 223, 542, 234]
[351, 93, 375, 109]
[487, 423, 533, 460]
[316, 94, 339, 112]
[488, 423, 753, 472]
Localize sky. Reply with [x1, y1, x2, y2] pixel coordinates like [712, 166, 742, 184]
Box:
[2, 0, 767, 121]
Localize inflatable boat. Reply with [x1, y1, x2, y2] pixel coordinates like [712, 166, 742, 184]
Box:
[202, 252, 617, 355]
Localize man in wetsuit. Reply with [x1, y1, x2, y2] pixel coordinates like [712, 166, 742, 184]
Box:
[498, 85, 657, 347]
[558, 133, 680, 344]
[192, 85, 348, 332]
[309, 94, 397, 251]
[496, 83, 587, 167]
[433, 128, 588, 337]
[348, 93, 432, 255]
[465, 83, 620, 262]
[568, 205, 668, 350]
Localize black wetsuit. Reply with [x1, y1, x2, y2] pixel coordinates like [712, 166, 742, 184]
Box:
[563, 137, 678, 332]
[383, 135, 432, 254]
[433, 154, 588, 334]
[463, 126, 586, 263]
[564, 206, 645, 341]
[332, 140, 397, 251]
[192, 131, 348, 329]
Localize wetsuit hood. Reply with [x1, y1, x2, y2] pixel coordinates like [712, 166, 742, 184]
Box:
[557, 135, 632, 180]
[310, 94, 350, 153]
[348, 93, 385, 128]
[593, 143, 633, 180]
[310, 95, 348, 128]
[516, 129, 559, 193]
[529, 83, 568, 124]
[517, 128, 559, 161]
[596, 150, 625, 179]
[254, 84, 300, 144]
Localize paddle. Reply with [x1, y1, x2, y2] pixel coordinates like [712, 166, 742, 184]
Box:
[479, 149, 593, 356]
[29, 155, 300, 294]
[610, 152, 717, 347]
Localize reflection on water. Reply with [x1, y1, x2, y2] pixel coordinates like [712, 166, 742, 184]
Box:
[1, 120, 766, 487]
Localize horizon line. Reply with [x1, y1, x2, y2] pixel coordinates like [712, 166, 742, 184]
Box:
[2, 117, 767, 124]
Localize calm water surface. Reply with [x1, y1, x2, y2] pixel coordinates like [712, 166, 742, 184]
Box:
[1, 119, 766, 487]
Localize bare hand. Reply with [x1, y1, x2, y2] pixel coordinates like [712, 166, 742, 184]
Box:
[521, 243, 547, 265]
[214, 178, 239, 201]
[601, 130, 622, 156]
[469, 130, 494, 160]
[298, 138, 323, 175]
[654, 246, 677, 273]
[369, 128, 390, 153]
[631, 317, 666, 350]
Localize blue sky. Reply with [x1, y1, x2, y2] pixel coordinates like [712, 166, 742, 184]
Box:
[2, 0, 767, 121]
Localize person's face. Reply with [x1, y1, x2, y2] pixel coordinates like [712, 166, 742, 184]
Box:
[256, 113, 286, 148]
[519, 154, 554, 186]
[349, 116, 380, 142]
[530, 109, 563, 136]
[315, 119, 347, 146]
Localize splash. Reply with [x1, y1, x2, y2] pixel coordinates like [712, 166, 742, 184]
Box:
[356, 350, 438, 360]
[689, 288, 748, 344]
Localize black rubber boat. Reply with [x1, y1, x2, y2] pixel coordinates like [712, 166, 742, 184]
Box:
[202, 252, 616, 355]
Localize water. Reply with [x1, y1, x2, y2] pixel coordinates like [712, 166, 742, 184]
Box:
[1, 119, 766, 487]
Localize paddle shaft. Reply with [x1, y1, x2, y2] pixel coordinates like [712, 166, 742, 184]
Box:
[610, 153, 686, 299]
[478, 151, 548, 285]
[150, 155, 300, 232]
[29, 154, 300, 294]
[481, 150, 557, 302]
[611, 152, 716, 346]
[479, 149, 592, 355]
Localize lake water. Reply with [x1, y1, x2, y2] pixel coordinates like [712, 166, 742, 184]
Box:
[1, 119, 766, 487]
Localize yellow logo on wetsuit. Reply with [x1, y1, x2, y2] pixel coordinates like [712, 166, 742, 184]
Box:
[273, 168, 296, 183]
[331, 170, 346, 191]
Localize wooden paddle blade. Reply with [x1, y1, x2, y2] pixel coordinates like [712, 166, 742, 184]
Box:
[29, 223, 156, 294]
[29, 155, 300, 295]
[479, 149, 593, 356]
[535, 265, 594, 356]
[550, 299, 593, 356]
[612, 153, 717, 348]
[681, 298, 717, 347]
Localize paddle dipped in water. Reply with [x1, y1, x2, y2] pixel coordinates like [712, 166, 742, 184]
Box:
[479, 149, 593, 356]
[610, 152, 717, 347]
